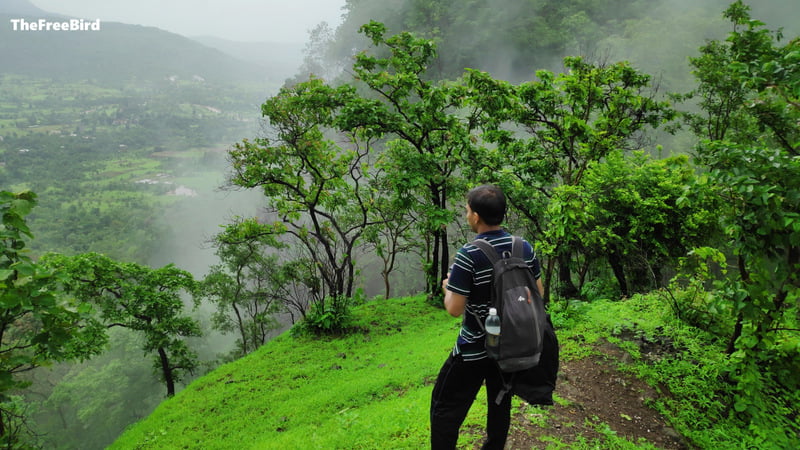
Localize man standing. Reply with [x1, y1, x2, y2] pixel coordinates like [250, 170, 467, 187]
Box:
[431, 184, 544, 449]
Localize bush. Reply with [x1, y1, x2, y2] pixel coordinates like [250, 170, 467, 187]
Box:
[294, 292, 363, 336]
[580, 275, 621, 301]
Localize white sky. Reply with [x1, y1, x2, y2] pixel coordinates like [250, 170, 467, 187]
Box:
[30, 0, 347, 43]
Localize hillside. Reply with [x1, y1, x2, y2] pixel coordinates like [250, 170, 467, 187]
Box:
[109, 293, 794, 449]
[0, 0, 49, 16]
[0, 15, 268, 84]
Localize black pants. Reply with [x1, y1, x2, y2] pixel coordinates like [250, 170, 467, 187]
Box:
[430, 353, 511, 449]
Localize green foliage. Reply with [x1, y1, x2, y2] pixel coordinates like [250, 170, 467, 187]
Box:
[294, 294, 359, 336]
[34, 329, 162, 450]
[349, 21, 475, 297]
[199, 234, 310, 356]
[228, 77, 379, 301]
[578, 276, 621, 302]
[466, 56, 675, 299]
[681, 1, 800, 432]
[0, 190, 105, 445]
[548, 151, 720, 296]
[332, 0, 656, 80]
[42, 252, 200, 397]
[664, 247, 734, 337]
[468, 56, 675, 225]
[552, 291, 798, 447]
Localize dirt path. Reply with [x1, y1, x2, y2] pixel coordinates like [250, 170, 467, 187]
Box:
[503, 340, 689, 449]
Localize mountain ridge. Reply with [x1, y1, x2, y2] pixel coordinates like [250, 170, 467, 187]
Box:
[0, 0, 50, 16]
[1, 15, 274, 84]
[0, 0, 300, 85]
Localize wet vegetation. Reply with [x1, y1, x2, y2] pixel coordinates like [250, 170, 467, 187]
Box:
[1, 0, 798, 448]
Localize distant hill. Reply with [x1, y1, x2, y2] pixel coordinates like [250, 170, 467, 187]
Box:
[0, 0, 49, 16]
[0, 0, 291, 85]
[1, 16, 272, 84]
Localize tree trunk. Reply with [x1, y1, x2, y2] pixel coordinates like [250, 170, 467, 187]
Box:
[607, 250, 630, 298]
[440, 227, 450, 293]
[0, 412, 5, 447]
[558, 254, 579, 298]
[231, 303, 248, 355]
[726, 313, 744, 355]
[727, 254, 750, 354]
[382, 269, 391, 299]
[158, 347, 175, 397]
[544, 257, 555, 305]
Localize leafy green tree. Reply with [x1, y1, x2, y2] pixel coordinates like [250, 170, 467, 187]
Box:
[0, 190, 104, 446]
[547, 151, 720, 297]
[362, 192, 419, 300]
[42, 253, 200, 397]
[345, 21, 475, 299]
[227, 77, 380, 305]
[681, 1, 799, 441]
[199, 233, 313, 356]
[466, 56, 675, 299]
[233, 21, 478, 305]
[34, 329, 161, 450]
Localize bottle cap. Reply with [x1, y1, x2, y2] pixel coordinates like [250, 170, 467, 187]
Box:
[489, 307, 497, 315]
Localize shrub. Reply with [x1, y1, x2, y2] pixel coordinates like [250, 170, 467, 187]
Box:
[295, 292, 364, 336]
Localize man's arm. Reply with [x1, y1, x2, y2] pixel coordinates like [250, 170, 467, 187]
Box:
[442, 275, 467, 317]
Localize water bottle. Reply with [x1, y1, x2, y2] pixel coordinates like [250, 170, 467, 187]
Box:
[485, 307, 501, 357]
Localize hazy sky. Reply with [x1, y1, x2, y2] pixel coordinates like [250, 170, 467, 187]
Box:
[30, 0, 347, 43]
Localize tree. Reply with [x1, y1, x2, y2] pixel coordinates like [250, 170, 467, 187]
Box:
[199, 233, 311, 356]
[227, 77, 380, 304]
[0, 190, 104, 445]
[547, 151, 720, 297]
[362, 190, 419, 299]
[466, 56, 675, 299]
[682, 1, 799, 439]
[43, 252, 200, 397]
[345, 21, 476, 300]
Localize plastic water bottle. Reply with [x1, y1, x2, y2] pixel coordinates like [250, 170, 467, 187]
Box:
[485, 307, 501, 355]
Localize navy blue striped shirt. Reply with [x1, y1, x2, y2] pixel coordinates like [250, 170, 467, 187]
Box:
[446, 229, 541, 361]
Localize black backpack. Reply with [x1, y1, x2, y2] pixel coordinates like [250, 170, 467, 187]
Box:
[471, 237, 547, 373]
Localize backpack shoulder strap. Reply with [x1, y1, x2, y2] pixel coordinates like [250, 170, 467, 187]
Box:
[511, 236, 524, 259]
[473, 236, 524, 262]
[471, 238, 500, 264]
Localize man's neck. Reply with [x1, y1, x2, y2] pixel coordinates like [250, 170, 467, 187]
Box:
[475, 224, 503, 234]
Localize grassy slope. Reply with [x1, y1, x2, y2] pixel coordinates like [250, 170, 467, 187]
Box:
[110, 292, 798, 449]
[110, 295, 460, 449]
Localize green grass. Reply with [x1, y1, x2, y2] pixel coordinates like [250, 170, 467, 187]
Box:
[110, 295, 460, 449]
[110, 292, 800, 449]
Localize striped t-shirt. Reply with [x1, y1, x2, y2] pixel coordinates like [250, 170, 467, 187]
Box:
[446, 229, 541, 361]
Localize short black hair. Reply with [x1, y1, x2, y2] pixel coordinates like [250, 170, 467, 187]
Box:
[467, 185, 506, 226]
